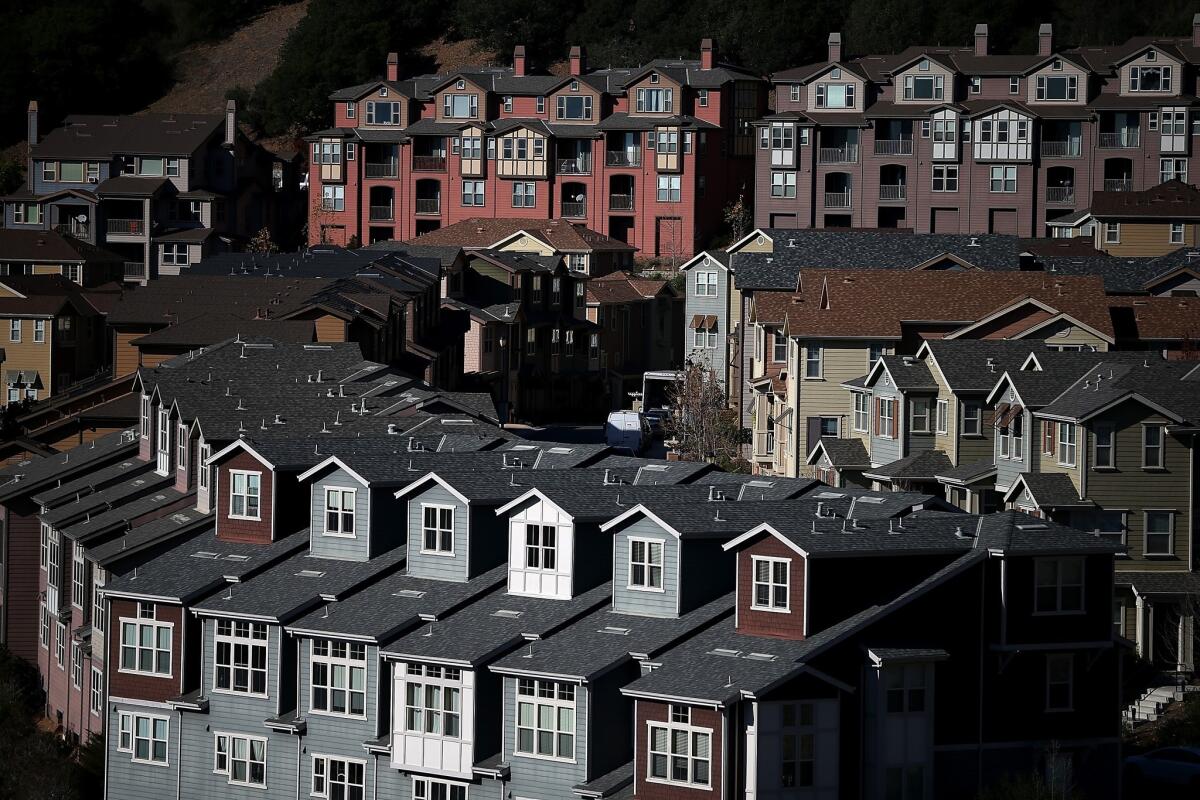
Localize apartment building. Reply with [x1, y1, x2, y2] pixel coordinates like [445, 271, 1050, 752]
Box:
[307, 40, 767, 259]
[753, 19, 1200, 237]
[3, 102, 299, 282]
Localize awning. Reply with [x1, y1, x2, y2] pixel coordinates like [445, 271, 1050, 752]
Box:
[993, 402, 1010, 429]
[997, 403, 1023, 429]
[5, 369, 42, 388]
[689, 314, 717, 329]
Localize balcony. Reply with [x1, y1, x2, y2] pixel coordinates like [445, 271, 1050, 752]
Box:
[1040, 141, 1081, 158]
[606, 150, 642, 167]
[561, 202, 586, 218]
[107, 218, 146, 235]
[874, 139, 913, 156]
[824, 191, 852, 208]
[818, 145, 858, 164]
[413, 156, 446, 171]
[879, 185, 906, 201]
[753, 431, 775, 458]
[1099, 131, 1140, 149]
[557, 155, 592, 175]
[1045, 186, 1075, 204]
[54, 222, 90, 238]
[1103, 179, 1133, 192]
[415, 199, 440, 215]
[123, 262, 145, 280]
[365, 162, 398, 178]
[369, 205, 394, 221]
[609, 194, 634, 211]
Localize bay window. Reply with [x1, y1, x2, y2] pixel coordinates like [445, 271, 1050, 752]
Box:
[402, 662, 462, 737]
[515, 678, 575, 759]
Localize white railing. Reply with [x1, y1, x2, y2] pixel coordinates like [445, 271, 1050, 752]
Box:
[824, 191, 852, 208]
[879, 184, 906, 201]
[1040, 141, 1081, 158]
[818, 145, 858, 164]
[874, 139, 913, 156]
[1103, 179, 1133, 192]
[1099, 131, 1140, 149]
[1046, 186, 1075, 204]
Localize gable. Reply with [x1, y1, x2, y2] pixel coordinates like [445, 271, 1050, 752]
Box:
[495, 231, 556, 256]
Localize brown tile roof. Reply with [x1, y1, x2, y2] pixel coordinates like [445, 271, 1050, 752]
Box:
[585, 271, 671, 304]
[407, 217, 635, 253]
[756, 271, 1113, 340]
[1090, 180, 1200, 220]
[1109, 296, 1200, 342]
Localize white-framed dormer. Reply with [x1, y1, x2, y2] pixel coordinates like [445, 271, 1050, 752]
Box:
[496, 489, 574, 600]
[155, 407, 171, 475]
[391, 659, 477, 778]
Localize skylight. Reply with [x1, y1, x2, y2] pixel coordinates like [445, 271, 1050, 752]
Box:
[222, 554, 250, 562]
[813, 491, 845, 499]
[746, 480, 775, 488]
[643, 464, 669, 472]
[857, 496, 886, 504]
[744, 652, 777, 662]
[1016, 523, 1048, 531]
[493, 609, 524, 619]
[191, 551, 219, 559]
[709, 648, 742, 658]
[393, 589, 426, 599]
[296, 569, 326, 578]
[547, 447, 573, 455]
[599, 626, 631, 635]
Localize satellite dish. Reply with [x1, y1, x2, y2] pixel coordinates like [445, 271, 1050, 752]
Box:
[574, 194, 584, 202]
[75, 214, 87, 223]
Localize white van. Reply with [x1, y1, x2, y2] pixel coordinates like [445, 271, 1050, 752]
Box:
[605, 411, 651, 454]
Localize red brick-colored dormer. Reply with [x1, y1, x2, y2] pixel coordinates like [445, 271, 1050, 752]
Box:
[732, 531, 806, 640]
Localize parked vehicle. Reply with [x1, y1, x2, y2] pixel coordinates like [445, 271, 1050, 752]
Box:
[1126, 746, 1200, 791]
[643, 407, 671, 438]
[606, 411, 652, 454]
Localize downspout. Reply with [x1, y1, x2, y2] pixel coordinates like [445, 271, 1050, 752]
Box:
[175, 708, 183, 800]
[296, 732, 301, 800]
[977, 555, 987, 797]
[372, 753, 378, 800]
[295, 631, 302, 800]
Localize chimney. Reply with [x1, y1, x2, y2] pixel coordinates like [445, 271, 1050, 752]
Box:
[569, 45, 585, 76]
[1038, 23, 1053, 57]
[514, 45, 527, 77]
[26, 101, 37, 182]
[224, 99, 236, 148]
[700, 38, 717, 70]
[974, 23, 989, 57]
[1194, 13, 1200, 48]
[386, 51, 399, 82]
[827, 32, 842, 62]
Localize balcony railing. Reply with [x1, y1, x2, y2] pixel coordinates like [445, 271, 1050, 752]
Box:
[609, 194, 634, 211]
[1045, 186, 1075, 204]
[878, 184, 906, 201]
[413, 155, 447, 171]
[753, 431, 775, 457]
[54, 222, 90, 238]
[415, 199, 441, 215]
[818, 145, 858, 164]
[123, 262, 145, 279]
[1040, 141, 1082, 158]
[557, 155, 592, 175]
[874, 139, 913, 156]
[107, 218, 145, 235]
[824, 191, 852, 208]
[369, 205, 394, 221]
[605, 150, 642, 167]
[561, 201, 586, 218]
[1099, 131, 1140, 149]
[365, 162, 398, 178]
[1103, 179, 1133, 192]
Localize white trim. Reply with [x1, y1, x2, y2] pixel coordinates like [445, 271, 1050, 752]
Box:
[419, 503, 456, 556]
[393, 472, 471, 506]
[722, 523, 810, 557]
[116, 710, 171, 766]
[494, 488, 574, 520]
[311, 753, 368, 799]
[750, 555, 791, 613]
[227, 469, 263, 521]
[627, 536, 666, 593]
[1142, 509, 1176, 557]
[598, 505, 682, 537]
[322, 486, 357, 537]
[296, 455, 371, 486]
[644, 716, 714, 788]
[117, 616, 174, 678]
[212, 730, 268, 788]
[207, 439, 277, 470]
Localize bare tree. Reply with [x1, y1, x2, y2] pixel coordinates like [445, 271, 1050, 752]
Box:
[723, 192, 751, 243]
[248, 226, 279, 254]
[664, 359, 749, 471]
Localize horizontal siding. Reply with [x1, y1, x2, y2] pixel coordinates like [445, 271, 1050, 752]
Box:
[308, 469, 371, 561]
[503, 675, 588, 798]
[611, 518, 678, 618]
[406, 486, 469, 582]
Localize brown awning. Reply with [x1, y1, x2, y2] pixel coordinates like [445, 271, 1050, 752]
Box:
[689, 314, 704, 329]
[993, 402, 1010, 429]
[689, 314, 717, 329]
[998, 403, 1023, 429]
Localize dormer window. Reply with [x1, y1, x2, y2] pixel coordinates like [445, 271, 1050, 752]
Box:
[228, 470, 261, 520]
[421, 505, 454, 554]
[628, 539, 664, 590]
[1052, 59, 1063, 71]
[1036, 76, 1077, 101]
[324, 488, 355, 536]
[637, 88, 673, 113]
[650, 72, 659, 84]
[570, 80, 579, 92]
[903, 75, 943, 100]
[831, 67, 841, 79]
[456, 79, 465, 90]
[1146, 50, 1157, 62]
[444, 93, 479, 119]
[919, 59, 930, 72]
[751, 556, 789, 611]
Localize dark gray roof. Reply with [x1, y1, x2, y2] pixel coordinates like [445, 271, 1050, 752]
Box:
[1115, 571, 1200, 596]
[585, 454, 714, 486]
[878, 356, 938, 390]
[95, 176, 171, 197]
[1011, 473, 1088, 508]
[809, 438, 870, 468]
[32, 113, 223, 160]
[30, 456, 149, 507]
[863, 450, 954, 482]
[922, 340, 1042, 393]
[287, 565, 507, 642]
[495, 441, 612, 469]
[189, 246, 439, 282]
[0, 429, 138, 503]
[1036, 254, 1166, 293]
[999, 350, 1153, 408]
[39, 470, 173, 528]
[489, 594, 732, 681]
[934, 459, 996, 485]
[690, 472, 822, 500]
[87, 506, 212, 568]
[595, 113, 720, 132]
[971, 510, 1121, 553]
[1036, 360, 1200, 424]
[382, 583, 611, 666]
[574, 762, 633, 799]
[363, 241, 463, 269]
[868, 647, 950, 663]
[61, 487, 190, 544]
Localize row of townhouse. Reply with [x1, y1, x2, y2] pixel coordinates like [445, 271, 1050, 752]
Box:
[306, 41, 767, 259]
[2, 102, 303, 282]
[753, 19, 1200, 238]
[54, 337, 1120, 798]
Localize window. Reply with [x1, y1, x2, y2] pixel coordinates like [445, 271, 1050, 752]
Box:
[443, 94, 478, 118]
[71, 541, 86, 610]
[56, 622, 66, 667]
[324, 488, 355, 536]
[93, 569, 106, 634]
[868, 344, 886, 368]
[345, 102, 356, 119]
[502, 96, 513, 113]
[117, 712, 169, 764]
[647, 707, 711, 786]
[413, 779, 467, 800]
[885, 665, 927, 713]
[771, 172, 797, 198]
[198, 443, 211, 492]
[365, 101, 401, 124]
[1143, 425, 1165, 468]
[8, 319, 18, 342]
[903, 75, 944, 101]
[1010, 76, 1020, 94]
[525, 327, 536, 355]
[909, 398, 930, 433]
[461, 136, 482, 159]
[515, 678, 575, 759]
[1056, 422, 1076, 466]
[461, 180, 485, 207]
[1163, 110, 1188, 135]
[936, 400, 949, 435]
[40, 603, 49, 649]
[13, 203, 41, 224]
[657, 175, 681, 202]
[815, 83, 854, 109]
[1170, 223, 1185, 244]
[1130, 65, 1172, 92]
[228, 470, 261, 519]
[1093, 423, 1114, 468]
[789, 84, 801, 102]
[557, 95, 592, 120]
[524, 524, 557, 570]
[214, 619, 268, 695]
[321, 185, 345, 211]
[1149, 111, 1159, 131]
[214, 733, 266, 786]
[119, 614, 172, 676]
[156, 408, 171, 474]
[751, 556, 789, 611]
[419, 504, 455, 554]
[932, 165, 958, 192]
[694, 323, 717, 349]
[311, 755, 365, 800]
[1161, 158, 1188, 184]
[1145, 511, 1175, 555]
[176, 422, 187, 471]
[970, 76, 982, 93]
[310, 639, 367, 716]
[1046, 655, 1073, 711]
[1105, 223, 1120, 244]
[878, 397, 895, 438]
[551, 277, 561, 306]
[636, 88, 673, 113]
[564, 329, 575, 356]
[42, 162, 58, 182]
[1091, 510, 1127, 546]
[90, 667, 103, 716]
[402, 662, 463, 737]
[769, 123, 794, 152]
[1034, 558, 1084, 613]
[550, 328, 561, 356]
[71, 642, 83, 688]
[804, 344, 822, 378]
[629, 539, 664, 590]
[853, 393, 869, 432]
[512, 182, 535, 208]
[33, 319, 45, 343]
[990, 166, 1017, 193]
[779, 703, 815, 787]
[695, 271, 718, 297]
[1036, 75, 1078, 101]
[536, 96, 546, 114]
[772, 331, 788, 363]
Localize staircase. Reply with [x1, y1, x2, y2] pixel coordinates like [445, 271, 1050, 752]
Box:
[1124, 682, 1200, 725]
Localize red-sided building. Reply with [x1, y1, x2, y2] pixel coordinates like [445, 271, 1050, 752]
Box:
[307, 40, 767, 259]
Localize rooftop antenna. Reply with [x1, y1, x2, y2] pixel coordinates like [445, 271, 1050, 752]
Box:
[509, 472, 518, 486]
[334, 411, 342, 426]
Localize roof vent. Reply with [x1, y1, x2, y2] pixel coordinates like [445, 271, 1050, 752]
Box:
[295, 569, 326, 578]
[968, 237, 980, 247]
[493, 609, 524, 619]
[393, 589, 426, 599]
[599, 626, 631, 635]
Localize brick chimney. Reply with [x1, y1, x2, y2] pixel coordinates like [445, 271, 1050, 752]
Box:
[514, 45, 527, 77]
[1193, 13, 1200, 48]
[386, 51, 399, 82]
[1038, 24, 1053, 56]
[224, 99, 236, 149]
[974, 23, 988, 56]
[569, 45, 585, 76]
[827, 32, 842, 62]
[701, 38, 717, 70]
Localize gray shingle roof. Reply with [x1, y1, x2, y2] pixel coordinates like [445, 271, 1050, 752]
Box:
[689, 472, 822, 500]
[30, 456, 149, 507]
[62, 487, 190, 544]
[809, 438, 870, 468]
[863, 450, 954, 482]
[1010, 473, 1088, 509]
[878, 356, 938, 390]
[922, 340, 1042, 393]
[39, 470, 172, 528]
[1036, 360, 1200, 424]
[1115, 571, 1200, 596]
[934, 459, 996, 485]
[0, 429, 138, 503]
[33, 114, 223, 160]
[87, 506, 212, 568]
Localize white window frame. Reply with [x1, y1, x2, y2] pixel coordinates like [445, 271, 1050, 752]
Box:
[1142, 424, 1165, 469]
[413, 778, 468, 800]
[1093, 423, 1115, 469]
[71, 641, 83, 688]
[628, 537, 665, 592]
[523, 523, 558, 571]
[56, 621, 66, 668]
[90, 666, 103, 716]
[1170, 223, 1185, 244]
[879, 397, 895, 439]
[853, 393, 869, 433]
[309, 639, 367, 717]
[155, 408, 171, 474]
[175, 422, 187, 471]
[323, 487, 356, 537]
[140, 394, 151, 438]
[311, 754, 366, 799]
[118, 615, 173, 677]
[646, 711, 712, 787]
[935, 399, 949, 435]
[117, 711, 170, 765]
[402, 662, 464, 738]
[804, 344, 822, 379]
[1144, 510, 1175, 556]
[750, 555, 790, 612]
[9, 318, 20, 343]
[989, 165, 1017, 193]
[1056, 422, 1076, 466]
[213, 732, 267, 787]
[421, 503, 455, 555]
[71, 540, 86, 610]
[33, 319, 45, 343]
[514, 678, 576, 761]
[214, 619, 269, 696]
[932, 165, 958, 192]
[1105, 222, 1120, 244]
[695, 271, 718, 297]
[909, 397, 931, 434]
[228, 469, 262, 520]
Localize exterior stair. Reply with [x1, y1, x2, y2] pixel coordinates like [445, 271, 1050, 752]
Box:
[1124, 682, 1200, 725]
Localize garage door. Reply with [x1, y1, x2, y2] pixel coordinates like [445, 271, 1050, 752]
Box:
[930, 208, 960, 233]
[770, 213, 798, 228]
[989, 209, 1018, 235]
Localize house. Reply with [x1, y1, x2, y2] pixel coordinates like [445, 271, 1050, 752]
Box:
[308, 41, 767, 258]
[679, 249, 736, 391]
[0, 228, 124, 286]
[584, 271, 682, 406]
[1089, 180, 1200, 256]
[752, 19, 1200, 238]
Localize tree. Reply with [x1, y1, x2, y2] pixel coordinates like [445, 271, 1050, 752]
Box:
[723, 193, 751, 244]
[248, 226, 279, 254]
[664, 359, 748, 471]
